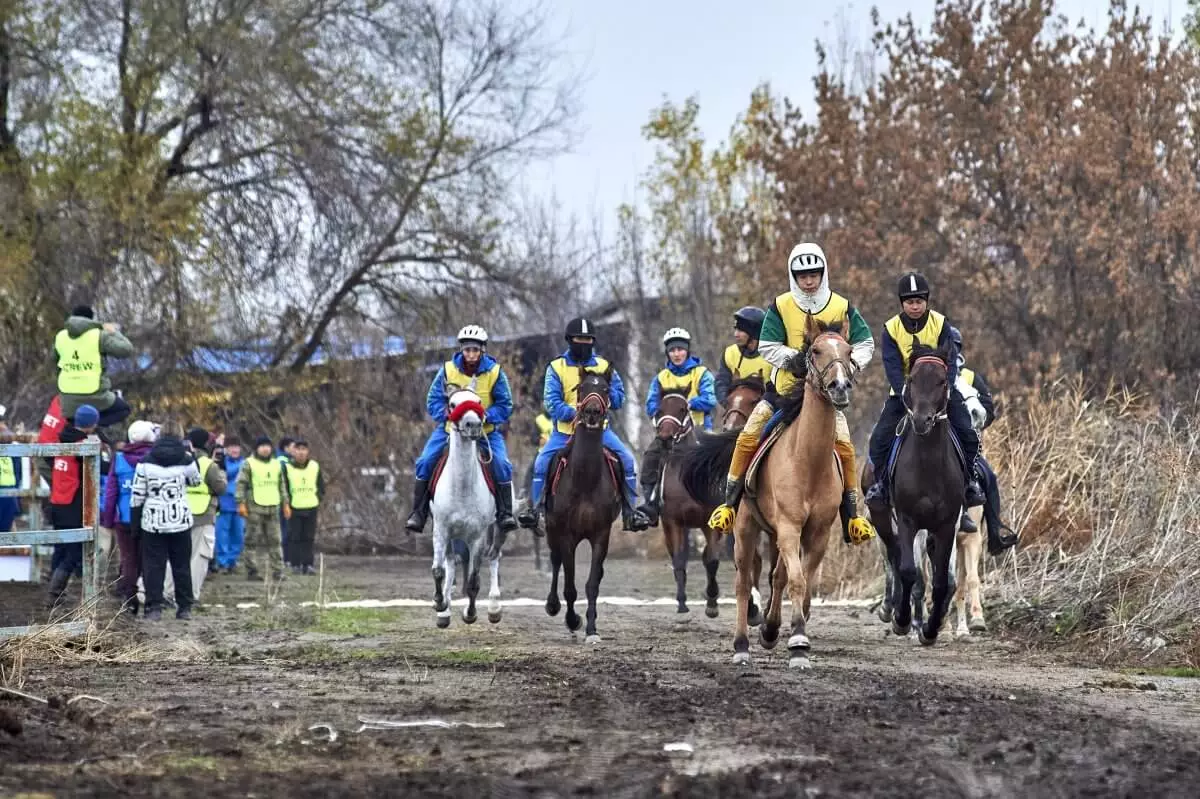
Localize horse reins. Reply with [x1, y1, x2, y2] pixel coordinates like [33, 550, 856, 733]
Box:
[901, 355, 950, 431]
[576, 389, 609, 429]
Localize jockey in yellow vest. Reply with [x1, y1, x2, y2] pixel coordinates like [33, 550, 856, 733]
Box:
[406, 325, 517, 534]
[864, 273, 986, 509]
[707, 243, 876, 544]
[714, 307, 771, 400]
[636, 327, 717, 526]
[516, 317, 650, 533]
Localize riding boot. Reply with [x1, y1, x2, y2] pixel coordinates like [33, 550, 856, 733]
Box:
[964, 475, 986, 508]
[958, 508, 979, 533]
[493, 483, 518, 533]
[864, 476, 887, 505]
[839, 490, 876, 545]
[404, 479, 431, 534]
[621, 489, 650, 532]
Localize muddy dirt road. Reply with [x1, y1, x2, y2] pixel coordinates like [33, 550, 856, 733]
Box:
[2, 553, 1199, 797]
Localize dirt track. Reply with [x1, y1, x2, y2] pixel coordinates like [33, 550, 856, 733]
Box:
[2, 552, 1199, 797]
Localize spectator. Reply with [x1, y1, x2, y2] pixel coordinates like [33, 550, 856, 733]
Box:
[45, 404, 100, 608]
[213, 436, 246, 573]
[102, 421, 157, 614]
[54, 305, 134, 428]
[284, 439, 323, 575]
[235, 436, 289, 581]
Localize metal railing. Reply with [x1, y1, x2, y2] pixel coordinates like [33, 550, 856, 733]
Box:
[0, 441, 101, 638]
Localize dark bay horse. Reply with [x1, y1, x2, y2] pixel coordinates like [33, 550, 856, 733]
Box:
[865, 341, 964, 645]
[721, 379, 765, 431]
[543, 369, 622, 643]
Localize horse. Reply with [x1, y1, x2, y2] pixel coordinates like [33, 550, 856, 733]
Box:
[864, 340, 964, 646]
[681, 315, 856, 668]
[721, 378, 765, 431]
[429, 387, 504, 629]
[954, 505, 987, 635]
[543, 368, 623, 643]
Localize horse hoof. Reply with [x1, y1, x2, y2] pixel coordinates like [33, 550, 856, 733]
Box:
[545, 599, 560, 617]
[789, 655, 812, 670]
[705, 603, 719, 619]
[585, 634, 601, 645]
[758, 626, 779, 650]
[877, 604, 893, 624]
[462, 612, 477, 625]
[969, 616, 988, 633]
[677, 604, 689, 615]
[787, 633, 811, 651]
[917, 626, 937, 646]
[732, 651, 751, 666]
[488, 611, 502, 624]
[435, 613, 451, 629]
[891, 621, 910, 637]
[566, 614, 582, 633]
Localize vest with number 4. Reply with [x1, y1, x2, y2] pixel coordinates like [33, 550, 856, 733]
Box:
[655, 366, 708, 428]
[549, 357, 612, 435]
[247, 458, 282, 506]
[286, 461, 321, 510]
[771, 291, 851, 395]
[442, 360, 499, 433]
[55, 328, 103, 394]
[884, 311, 947, 396]
[186, 455, 214, 515]
[722, 344, 771, 386]
[0, 457, 16, 488]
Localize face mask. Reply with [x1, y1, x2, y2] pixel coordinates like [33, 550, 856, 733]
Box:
[568, 341, 593, 362]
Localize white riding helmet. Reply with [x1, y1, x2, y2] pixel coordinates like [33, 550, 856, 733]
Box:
[456, 325, 488, 346]
[662, 327, 691, 349]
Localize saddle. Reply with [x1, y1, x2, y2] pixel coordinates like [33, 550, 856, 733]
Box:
[881, 417, 969, 495]
[544, 438, 623, 513]
[744, 421, 844, 497]
[430, 449, 496, 498]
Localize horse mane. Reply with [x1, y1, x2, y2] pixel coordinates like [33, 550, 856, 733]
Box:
[728, 376, 765, 393]
[909, 341, 950, 370]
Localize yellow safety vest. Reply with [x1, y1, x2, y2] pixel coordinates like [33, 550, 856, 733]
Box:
[655, 366, 708, 428]
[442, 360, 499, 433]
[246, 457, 282, 507]
[549, 357, 611, 435]
[960, 367, 976, 387]
[0, 457, 16, 488]
[771, 291, 851, 395]
[535, 414, 552, 447]
[186, 455, 213, 515]
[722, 344, 771, 385]
[55, 327, 103, 394]
[286, 461, 321, 510]
[884, 310, 947, 395]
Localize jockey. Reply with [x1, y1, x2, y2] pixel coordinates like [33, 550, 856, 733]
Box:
[517, 317, 650, 533]
[405, 325, 517, 535]
[637, 327, 717, 525]
[707, 243, 876, 545]
[951, 327, 1018, 554]
[714, 307, 771, 401]
[865, 273, 986, 508]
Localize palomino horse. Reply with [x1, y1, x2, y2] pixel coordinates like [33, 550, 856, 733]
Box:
[681, 316, 856, 668]
[656, 389, 766, 622]
[543, 369, 622, 643]
[430, 388, 504, 628]
[865, 341, 964, 645]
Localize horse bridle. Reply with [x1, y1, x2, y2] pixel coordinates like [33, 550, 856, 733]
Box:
[901, 355, 949, 435]
[721, 405, 750, 428]
[576, 386, 610, 429]
[654, 394, 695, 443]
[805, 332, 856, 403]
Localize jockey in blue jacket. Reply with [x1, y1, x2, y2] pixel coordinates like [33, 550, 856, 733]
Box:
[636, 327, 717, 526]
[517, 317, 651, 533]
[405, 325, 517, 534]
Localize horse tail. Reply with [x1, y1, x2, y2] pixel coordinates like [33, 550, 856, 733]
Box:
[679, 430, 739, 505]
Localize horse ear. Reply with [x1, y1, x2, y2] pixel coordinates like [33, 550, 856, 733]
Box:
[839, 317, 850, 340]
[803, 313, 820, 345]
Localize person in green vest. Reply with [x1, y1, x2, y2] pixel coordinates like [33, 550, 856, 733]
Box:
[54, 305, 135, 428]
[0, 426, 22, 534]
[284, 439, 324, 575]
[713, 306, 772, 401]
[172, 427, 229, 600]
[234, 436, 290, 581]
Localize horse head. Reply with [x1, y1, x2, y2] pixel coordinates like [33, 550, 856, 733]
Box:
[654, 392, 692, 443]
[447, 389, 486, 441]
[721, 378, 764, 430]
[802, 315, 855, 411]
[576, 368, 611, 431]
[904, 342, 951, 436]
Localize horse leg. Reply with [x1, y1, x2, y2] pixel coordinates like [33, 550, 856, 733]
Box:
[869, 502, 897, 623]
[954, 531, 970, 637]
[462, 542, 480, 624]
[919, 525, 956, 646]
[731, 521, 755, 666]
[664, 517, 689, 614]
[892, 518, 918, 636]
[487, 551, 503, 624]
[760, 534, 788, 651]
[747, 539, 765, 627]
[544, 541, 562, 617]
[563, 539, 582, 633]
[703, 530, 720, 618]
[964, 512, 986, 631]
[432, 523, 451, 628]
[440, 544, 458, 629]
[779, 523, 814, 669]
[912, 529, 928, 632]
[584, 533, 609, 644]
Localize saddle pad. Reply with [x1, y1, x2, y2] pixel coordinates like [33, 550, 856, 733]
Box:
[884, 418, 968, 492]
[547, 444, 622, 507]
[430, 450, 495, 497]
[745, 422, 789, 495]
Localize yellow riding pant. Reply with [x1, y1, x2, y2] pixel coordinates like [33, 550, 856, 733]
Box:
[728, 401, 857, 494]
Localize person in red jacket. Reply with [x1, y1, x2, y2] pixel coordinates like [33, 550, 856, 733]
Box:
[45, 404, 99, 608]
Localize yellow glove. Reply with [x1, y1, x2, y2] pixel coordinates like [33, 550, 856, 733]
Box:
[283, 505, 292, 521]
[238, 503, 248, 518]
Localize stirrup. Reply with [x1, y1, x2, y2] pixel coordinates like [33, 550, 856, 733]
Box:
[847, 516, 876, 545]
[708, 504, 736, 532]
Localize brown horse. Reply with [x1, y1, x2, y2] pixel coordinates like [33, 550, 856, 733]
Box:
[721, 379, 765, 431]
[542, 369, 622, 643]
[680, 316, 856, 668]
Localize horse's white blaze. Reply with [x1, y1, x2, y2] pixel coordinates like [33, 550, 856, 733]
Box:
[832, 361, 849, 385]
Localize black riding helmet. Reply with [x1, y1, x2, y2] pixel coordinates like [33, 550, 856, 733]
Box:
[733, 306, 766, 339]
[897, 272, 931, 301]
[564, 317, 596, 341]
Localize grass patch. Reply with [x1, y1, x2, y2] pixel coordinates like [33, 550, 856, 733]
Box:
[427, 648, 498, 665]
[270, 641, 393, 664]
[1125, 666, 1200, 679]
[162, 754, 222, 773]
[310, 607, 399, 635]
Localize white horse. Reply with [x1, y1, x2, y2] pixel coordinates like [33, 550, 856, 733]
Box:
[430, 387, 503, 628]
